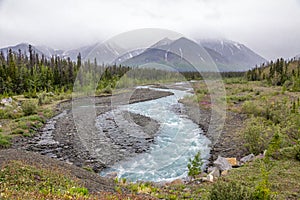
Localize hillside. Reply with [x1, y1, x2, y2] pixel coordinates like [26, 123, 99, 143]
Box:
[0, 37, 266, 72]
[116, 37, 266, 72]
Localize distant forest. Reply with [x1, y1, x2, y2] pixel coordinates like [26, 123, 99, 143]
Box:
[0, 44, 244, 96]
[246, 58, 300, 91]
[2, 44, 299, 96]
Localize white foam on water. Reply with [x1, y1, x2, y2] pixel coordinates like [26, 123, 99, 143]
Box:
[99, 87, 211, 182]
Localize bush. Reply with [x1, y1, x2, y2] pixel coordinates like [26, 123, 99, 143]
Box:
[208, 181, 255, 200]
[241, 101, 264, 116]
[0, 134, 11, 148]
[243, 117, 274, 155]
[21, 100, 37, 116]
[38, 92, 53, 105]
[187, 151, 203, 178]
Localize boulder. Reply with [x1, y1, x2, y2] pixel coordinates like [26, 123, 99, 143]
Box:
[213, 156, 232, 171]
[195, 172, 207, 179]
[208, 167, 220, 178]
[207, 174, 214, 182]
[240, 153, 255, 164]
[225, 157, 238, 167]
[221, 170, 228, 176]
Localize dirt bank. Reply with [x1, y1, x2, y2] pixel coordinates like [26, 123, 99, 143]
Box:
[179, 98, 248, 162]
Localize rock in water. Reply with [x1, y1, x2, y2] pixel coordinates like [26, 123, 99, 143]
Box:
[106, 172, 118, 179]
[213, 156, 232, 171]
[240, 153, 255, 164]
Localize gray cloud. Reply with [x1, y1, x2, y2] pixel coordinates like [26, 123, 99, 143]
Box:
[0, 0, 299, 60]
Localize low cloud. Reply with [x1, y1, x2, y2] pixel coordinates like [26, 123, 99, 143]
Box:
[0, 0, 299, 59]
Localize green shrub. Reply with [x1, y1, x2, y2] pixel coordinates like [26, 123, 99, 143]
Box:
[0, 107, 20, 119]
[38, 92, 53, 105]
[12, 129, 25, 135]
[21, 100, 37, 116]
[187, 151, 203, 178]
[254, 158, 275, 200]
[243, 117, 273, 155]
[208, 181, 255, 200]
[0, 134, 11, 148]
[68, 187, 89, 196]
[241, 101, 264, 116]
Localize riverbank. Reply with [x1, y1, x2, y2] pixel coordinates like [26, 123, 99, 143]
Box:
[180, 98, 248, 162]
[11, 88, 174, 173]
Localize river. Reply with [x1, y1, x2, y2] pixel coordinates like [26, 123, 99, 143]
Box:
[99, 83, 211, 182]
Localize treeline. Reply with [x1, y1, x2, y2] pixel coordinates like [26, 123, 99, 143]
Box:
[0, 44, 251, 97]
[0, 45, 196, 96]
[246, 58, 300, 91]
[0, 45, 80, 95]
[0, 45, 133, 96]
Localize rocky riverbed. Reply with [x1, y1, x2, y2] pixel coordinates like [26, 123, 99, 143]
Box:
[12, 82, 248, 176]
[12, 88, 173, 172]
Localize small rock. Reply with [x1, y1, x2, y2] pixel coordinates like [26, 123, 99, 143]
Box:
[169, 179, 184, 185]
[208, 167, 220, 178]
[106, 172, 118, 179]
[195, 172, 207, 179]
[221, 170, 228, 176]
[92, 163, 105, 173]
[240, 154, 255, 164]
[207, 174, 214, 182]
[183, 188, 191, 192]
[225, 157, 238, 166]
[213, 156, 232, 171]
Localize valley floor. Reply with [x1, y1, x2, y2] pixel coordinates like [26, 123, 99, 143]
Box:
[0, 79, 299, 199]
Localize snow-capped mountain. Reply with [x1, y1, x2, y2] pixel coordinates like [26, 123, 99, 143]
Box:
[0, 43, 47, 58]
[118, 37, 217, 71]
[0, 37, 267, 71]
[62, 43, 99, 60]
[199, 39, 267, 70]
[119, 37, 266, 71]
[113, 49, 145, 64]
[0, 43, 65, 59]
[84, 41, 126, 64]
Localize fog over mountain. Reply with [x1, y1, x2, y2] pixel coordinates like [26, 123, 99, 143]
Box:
[0, 0, 300, 60]
[0, 36, 266, 71]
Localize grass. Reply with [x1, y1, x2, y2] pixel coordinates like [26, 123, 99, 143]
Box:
[0, 161, 157, 200]
[222, 159, 300, 199]
[0, 161, 90, 199]
[0, 134, 11, 148]
[0, 92, 70, 147]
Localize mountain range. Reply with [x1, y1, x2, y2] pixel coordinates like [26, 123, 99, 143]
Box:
[0, 37, 267, 71]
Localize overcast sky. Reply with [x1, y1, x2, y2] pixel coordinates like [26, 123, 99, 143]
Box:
[0, 0, 300, 60]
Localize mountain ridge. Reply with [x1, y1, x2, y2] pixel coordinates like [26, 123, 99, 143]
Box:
[0, 37, 267, 71]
